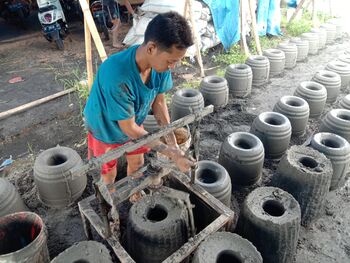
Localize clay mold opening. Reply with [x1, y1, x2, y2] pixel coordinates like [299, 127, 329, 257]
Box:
[263, 200, 286, 217]
[146, 205, 168, 222]
[321, 138, 341, 148]
[197, 168, 219, 184]
[47, 154, 67, 166]
[179, 89, 198, 98]
[337, 114, 350, 121]
[264, 116, 284, 126]
[299, 157, 318, 169]
[216, 250, 242, 263]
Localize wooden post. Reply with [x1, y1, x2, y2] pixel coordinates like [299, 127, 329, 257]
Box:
[79, 0, 108, 62]
[248, 0, 262, 55]
[187, 0, 205, 77]
[312, 0, 317, 27]
[240, 0, 250, 56]
[288, 0, 307, 23]
[84, 0, 93, 90]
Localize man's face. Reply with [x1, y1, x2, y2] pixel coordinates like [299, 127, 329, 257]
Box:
[148, 43, 187, 72]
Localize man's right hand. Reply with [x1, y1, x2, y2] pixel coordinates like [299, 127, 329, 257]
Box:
[163, 146, 196, 173]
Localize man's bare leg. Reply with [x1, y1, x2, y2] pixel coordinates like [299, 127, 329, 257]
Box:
[126, 153, 145, 202]
[101, 168, 117, 185]
[122, 0, 135, 16]
[111, 18, 123, 48]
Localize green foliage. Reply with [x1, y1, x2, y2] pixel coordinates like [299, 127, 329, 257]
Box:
[180, 79, 201, 89]
[251, 36, 283, 54]
[214, 44, 247, 65]
[215, 68, 226, 77]
[285, 17, 313, 36]
[53, 66, 89, 117]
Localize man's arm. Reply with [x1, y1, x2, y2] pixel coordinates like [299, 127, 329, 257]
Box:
[151, 93, 178, 147]
[118, 117, 194, 172]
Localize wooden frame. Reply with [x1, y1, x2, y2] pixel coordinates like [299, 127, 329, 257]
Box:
[75, 105, 234, 262]
[78, 170, 234, 263]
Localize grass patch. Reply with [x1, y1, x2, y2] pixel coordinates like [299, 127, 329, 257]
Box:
[179, 79, 201, 89]
[251, 36, 283, 54]
[285, 17, 312, 36]
[53, 66, 89, 118]
[215, 68, 226, 77]
[214, 44, 248, 65]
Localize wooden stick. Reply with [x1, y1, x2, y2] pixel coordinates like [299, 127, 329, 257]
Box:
[69, 105, 214, 177]
[288, 0, 307, 23]
[240, 0, 250, 56]
[85, 0, 93, 90]
[78, 0, 108, 62]
[312, 0, 317, 27]
[0, 88, 75, 120]
[248, 0, 262, 55]
[187, 0, 205, 77]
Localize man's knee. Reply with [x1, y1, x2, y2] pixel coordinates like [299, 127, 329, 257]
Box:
[127, 155, 144, 174]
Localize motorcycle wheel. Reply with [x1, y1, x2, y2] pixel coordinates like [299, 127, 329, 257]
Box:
[103, 27, 109, 41]
[55, 38, 64, 50]
[17, 9, 27, 29]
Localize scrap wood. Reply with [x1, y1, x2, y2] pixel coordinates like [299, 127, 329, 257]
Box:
[0, 88, 75, 120]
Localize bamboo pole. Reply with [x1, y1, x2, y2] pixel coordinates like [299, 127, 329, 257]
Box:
[240, 0, 250, 56]
[187, 0, 205, 77]
[248, 0, 262, 55]
[78, 0, 108, 62]
[288, 0, 307, 23]
[312, 0, 317, 27]
[84, 0, 93, 90]
[0, 88, 75, 120]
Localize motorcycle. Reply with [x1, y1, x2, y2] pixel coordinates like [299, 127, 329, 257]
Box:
[0, 0, 30, 28]
[37, 0, 68, 50]
[90, 0, 113, 40]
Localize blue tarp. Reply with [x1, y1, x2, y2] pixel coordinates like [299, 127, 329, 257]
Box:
[287, 0, 297, 8]
[202, 0, 240, 50]
[202, 0, 282, 50]
[257, 0, 282, 36]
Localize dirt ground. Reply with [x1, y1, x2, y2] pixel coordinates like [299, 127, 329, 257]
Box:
[0, 15, 350, 262]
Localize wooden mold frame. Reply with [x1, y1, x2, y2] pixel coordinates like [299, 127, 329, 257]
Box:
[76, 106, 235, 262]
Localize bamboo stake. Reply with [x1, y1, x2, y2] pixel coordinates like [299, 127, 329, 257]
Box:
[0, 88, 75, 120]
[312, 0, 317, 27]
[288, 0, 307, 23]
[240, 0, 250, 56]
[85, 0, 93, 90]
[78, 0, 107, 62]
[248, 0, 262, 55]
[187, 0, 205, 77]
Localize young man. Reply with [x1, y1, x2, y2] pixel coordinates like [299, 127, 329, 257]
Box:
[84, 12, 195, 187]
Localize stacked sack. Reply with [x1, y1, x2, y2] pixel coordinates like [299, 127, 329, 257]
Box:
[123, 0, 220, 54]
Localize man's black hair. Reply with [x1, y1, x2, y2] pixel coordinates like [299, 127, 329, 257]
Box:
[144, 12, 193, 50]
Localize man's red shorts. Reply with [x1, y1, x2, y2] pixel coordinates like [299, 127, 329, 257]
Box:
[87, 132, 150, 175]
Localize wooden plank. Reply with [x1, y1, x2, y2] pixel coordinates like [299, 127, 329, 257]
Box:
[187, 0, 205, 77]
[0, 88, 75, 120]
[163, 215, 229, 262]
[84, 0, 93, 90]
[78, 196, 109, 238]
[107, 236, 135, 263]
[288, 0, 307, 23]
[68, 105, 214, 178]
[78, 0, 108, 62]
[240, 0, 250, 56]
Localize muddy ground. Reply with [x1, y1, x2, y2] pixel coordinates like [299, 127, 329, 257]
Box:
[0, 15, 350, 262]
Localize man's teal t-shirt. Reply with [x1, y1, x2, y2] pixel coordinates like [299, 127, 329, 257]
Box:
[83, 45, 173, 144]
